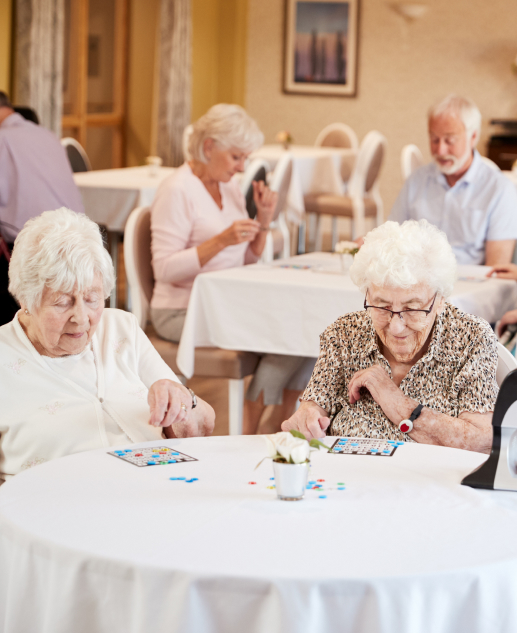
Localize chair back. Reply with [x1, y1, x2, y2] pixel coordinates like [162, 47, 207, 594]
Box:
[13, 106, 39, 124]
[348, 131, 387, 198]
[480, 156, 500, 172]
[314, 123, 359, 151]
[182, 124, 194, 161]
[61, 137, 92, 172]
[401, 144, 424, 181]
[124, 206, 154, 329]
[497, 342, 517, 387]
[240, 158, 270, 219]
[269, 153, 293, 222]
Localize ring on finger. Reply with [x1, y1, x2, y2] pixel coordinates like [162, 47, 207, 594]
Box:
[180, 403, 188, 412]
[241, 231, 248, 237]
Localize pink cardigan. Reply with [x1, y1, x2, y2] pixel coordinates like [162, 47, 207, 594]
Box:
[150, 163, 259, 310]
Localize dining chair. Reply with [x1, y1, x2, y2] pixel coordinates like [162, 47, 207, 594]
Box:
[182, 124, 194, 161]
[124, 206, 260, 435]
[314, 122, 359, 151]
[401, 144, 424, 181]
[480, 156, 500, 171]
[304, 130, 387, 248]
[61, 137, 92, 173]
[240, 158, 270, 220]
[261, 153, 293, 262]
[497, 342, 517, 387]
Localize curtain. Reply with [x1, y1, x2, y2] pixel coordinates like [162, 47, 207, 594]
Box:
[15, 0, 64, 135]
[156, 0, 192, 167]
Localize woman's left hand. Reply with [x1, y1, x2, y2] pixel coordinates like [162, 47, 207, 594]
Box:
[148, 379, 215, 437]
[253, 180, 277, 229]
[148, 379, 192, 427]
[348, 365, 414, 424]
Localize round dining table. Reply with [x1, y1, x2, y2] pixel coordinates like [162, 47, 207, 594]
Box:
[1, 435, 517, 633]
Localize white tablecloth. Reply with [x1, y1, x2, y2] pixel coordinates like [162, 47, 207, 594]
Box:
[1, 436, 517, 633]
[251, 145, 356, 224]
[74, 165, 176, 231]
[177, 253, 517, 378]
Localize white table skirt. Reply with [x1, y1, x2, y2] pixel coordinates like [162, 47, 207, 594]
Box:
[251, 145, 356, 224]
[176, 253, 517, 378]
[74, 165, 176, 231]
[1, 436, 517, 633]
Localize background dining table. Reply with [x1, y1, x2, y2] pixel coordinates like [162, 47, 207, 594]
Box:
[73, 165, 176, 306]
[176, 253, 517, 378]
[1, 435, 517, 633]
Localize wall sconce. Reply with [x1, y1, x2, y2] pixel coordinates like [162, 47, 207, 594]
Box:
[391, 3, 429, 21]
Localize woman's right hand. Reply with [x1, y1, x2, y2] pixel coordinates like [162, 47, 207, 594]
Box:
[498, 309, 517, 337]
[281, 401, 330, 439]
[218, 219, 261, 247]
[488, 264, 517, 282]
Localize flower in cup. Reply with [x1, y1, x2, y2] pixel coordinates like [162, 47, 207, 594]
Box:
[259, 430, 328, 467]
[334, 240, 359, 256]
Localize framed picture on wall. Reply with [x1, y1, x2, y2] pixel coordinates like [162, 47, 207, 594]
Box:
[284, 0, 359, 97]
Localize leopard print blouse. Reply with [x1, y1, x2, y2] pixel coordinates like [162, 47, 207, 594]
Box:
[302, 303, 499, 441]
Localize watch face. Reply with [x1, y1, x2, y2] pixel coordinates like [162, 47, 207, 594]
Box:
[400, 421, 410, 433]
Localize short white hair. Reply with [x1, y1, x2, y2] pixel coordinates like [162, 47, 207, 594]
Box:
[188, 103, 264, 163]
[428, 94, 481, 144]
[9, 208, 115, 311]
[350, 220, 457, 298]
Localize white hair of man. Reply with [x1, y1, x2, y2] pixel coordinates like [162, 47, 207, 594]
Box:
[350, 219, 457, 298]
[428, 94, 482, 144]
[9, 208, 115, 311]
[188, 103, 264, 163]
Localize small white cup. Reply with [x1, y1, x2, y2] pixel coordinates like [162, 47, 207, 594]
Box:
[273, 460, 309, 500]
[146, 155, 163, 177]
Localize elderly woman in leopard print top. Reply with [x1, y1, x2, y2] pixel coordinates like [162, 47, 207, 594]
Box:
[282, 219, 498, 453]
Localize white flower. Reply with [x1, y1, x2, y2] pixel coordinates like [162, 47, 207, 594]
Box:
[335, 240, 358, 255]
[264, 431, 310, 464]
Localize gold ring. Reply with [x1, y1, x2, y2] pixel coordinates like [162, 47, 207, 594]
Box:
[180, 403, 187, 412]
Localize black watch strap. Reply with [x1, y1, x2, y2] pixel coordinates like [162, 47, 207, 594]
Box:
[188, 387, 197, 409]
[409, 403, 424, 422]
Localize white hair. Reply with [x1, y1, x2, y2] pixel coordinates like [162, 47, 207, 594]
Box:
[188, 103, 264, 163]
[9, 208, 115, 311]
[350, 220, 457, 298]
[428, 94, 481, 144]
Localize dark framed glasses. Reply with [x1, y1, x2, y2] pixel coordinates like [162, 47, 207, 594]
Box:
[364, 292, 437, 326]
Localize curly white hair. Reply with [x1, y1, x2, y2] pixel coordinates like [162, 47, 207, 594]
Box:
[349, 220, 457, 298]
[9, 208, 115, 311]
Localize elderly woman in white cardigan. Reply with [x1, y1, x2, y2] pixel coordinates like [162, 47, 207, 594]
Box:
[283, 220, 498, 452]
[0, 208, 214, 483]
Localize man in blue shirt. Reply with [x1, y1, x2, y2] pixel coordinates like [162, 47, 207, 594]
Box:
[390, 95, 517, 265]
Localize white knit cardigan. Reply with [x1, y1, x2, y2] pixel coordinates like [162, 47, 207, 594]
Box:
[0, 309, 180, 482]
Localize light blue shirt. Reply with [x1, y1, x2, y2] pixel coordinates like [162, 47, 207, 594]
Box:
[389, 150, 517, 264]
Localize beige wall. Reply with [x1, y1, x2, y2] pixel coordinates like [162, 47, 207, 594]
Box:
[191, 0, 248, 121]
[245, 0, 517, 216]
[0, 0, 12, 94]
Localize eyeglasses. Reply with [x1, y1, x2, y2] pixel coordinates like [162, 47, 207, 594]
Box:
[364, 292, 437, 326]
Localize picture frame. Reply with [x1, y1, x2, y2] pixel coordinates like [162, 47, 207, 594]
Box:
[283, 0, 359, 97]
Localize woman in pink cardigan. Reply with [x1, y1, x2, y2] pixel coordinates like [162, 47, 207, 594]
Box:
[150, 104, 315, 434]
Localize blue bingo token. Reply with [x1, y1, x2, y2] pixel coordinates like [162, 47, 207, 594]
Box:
[371, 449, 378, 453]
[168, 460, 177, 464]
[396, 442, 404, 446]
[270, 477, 275, 480]
[147, 461, 156, 465]
[185, 478, 198, 483]
[351, 442, 358, 446]
[308, 480, 316, 484]
[319, 495, 327, 499]
[382, 450, 390, 454]
[170, 476, 186, 480]
[124, 450, 132, 452]
[337, 487, 345, 491]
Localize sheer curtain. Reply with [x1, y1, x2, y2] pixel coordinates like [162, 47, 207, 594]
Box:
[14, 0, 64, 135]
[156, 0, 192, 167]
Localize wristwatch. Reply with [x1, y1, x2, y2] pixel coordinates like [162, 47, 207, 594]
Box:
[399, 404, 423, 434]
[188, 387, 198, 409]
